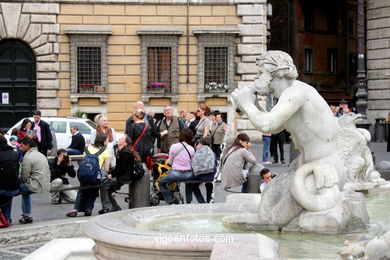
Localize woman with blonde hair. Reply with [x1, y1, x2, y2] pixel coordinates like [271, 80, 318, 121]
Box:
[90, 114, 117, 145]
[127, 109, 154, 162]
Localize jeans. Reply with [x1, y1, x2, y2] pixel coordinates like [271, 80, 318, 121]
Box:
[271, 133, 285, 162]
[99, 178, 113, 210]
[211, 144, 222, 161]
[19, 184, 34, 217]
[66, 148, 83, 155]
[0, 189, 19, 222]
[159, 169, 194, 204]
[107, 177, 123, 210]
[262, 136, 271, 162]
[74, 186, 99, 213]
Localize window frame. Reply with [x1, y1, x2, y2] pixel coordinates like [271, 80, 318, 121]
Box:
[146, 46, 173, 93]
[196, 34, 236, 98]
[304, 48, 313, 73]
[138, 29, 182, 104]
[65, 27, 111, 99]
[327, 48, 337, 73]
[76, 46, 102, 92]
[203, 46, 229, 93]
[69, 35, 108, 94]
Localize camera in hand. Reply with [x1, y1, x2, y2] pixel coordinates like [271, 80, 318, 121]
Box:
[62, 155, 70, 165]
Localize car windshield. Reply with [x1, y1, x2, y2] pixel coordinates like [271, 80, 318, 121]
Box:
[85, 120, 97, 129]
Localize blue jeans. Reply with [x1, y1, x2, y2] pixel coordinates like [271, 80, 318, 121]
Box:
[74, 186, 99, 213]
[66, 148, 83, 155]
[0, 189, 19, 222]
[159, 169, 194, 204]
[19, 184, 34, 217]
[262, 136, 271, 162]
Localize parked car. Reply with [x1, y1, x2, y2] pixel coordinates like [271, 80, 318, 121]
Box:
[6, 117, 123, 150]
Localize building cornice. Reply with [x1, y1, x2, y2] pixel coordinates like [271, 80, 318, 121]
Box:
[0, 0, 266, 4]
[64, 26, 112, 35]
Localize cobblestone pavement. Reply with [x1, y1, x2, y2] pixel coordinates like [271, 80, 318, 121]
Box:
[1, 142, 389, 259]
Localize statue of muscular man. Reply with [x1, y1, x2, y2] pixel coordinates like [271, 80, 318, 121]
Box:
[231, 51, 348, 226]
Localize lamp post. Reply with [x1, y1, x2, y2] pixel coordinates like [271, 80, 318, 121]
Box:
[355, 0, 371, 130]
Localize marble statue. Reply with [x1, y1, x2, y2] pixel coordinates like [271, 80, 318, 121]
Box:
[338, 113, 385, 190]
[231, 50, 369, 233]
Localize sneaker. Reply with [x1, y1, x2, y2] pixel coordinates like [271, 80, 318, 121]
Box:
[263, 161, 272, 165]
[84, 211, 92, 217]
[19, 215, 33, 224]
[281, 159, 286, 164]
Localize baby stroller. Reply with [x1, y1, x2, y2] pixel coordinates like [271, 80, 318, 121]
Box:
[149, 153, 184, 206]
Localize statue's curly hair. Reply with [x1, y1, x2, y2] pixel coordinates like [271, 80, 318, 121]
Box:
[257, 51, 298, 80]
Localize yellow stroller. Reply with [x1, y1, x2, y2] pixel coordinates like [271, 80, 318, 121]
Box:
[149, 153, 183, 206]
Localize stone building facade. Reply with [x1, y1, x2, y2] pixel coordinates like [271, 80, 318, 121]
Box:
[366, 0, 390, 122]
[0, 0, 268, 132]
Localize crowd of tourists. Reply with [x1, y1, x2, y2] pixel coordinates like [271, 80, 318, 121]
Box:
[0, 102, 233, 227]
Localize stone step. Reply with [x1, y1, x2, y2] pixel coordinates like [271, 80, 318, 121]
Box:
[0, 218, 88, 248]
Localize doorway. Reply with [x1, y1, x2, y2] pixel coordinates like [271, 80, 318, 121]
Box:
[0, 39, 36, 131]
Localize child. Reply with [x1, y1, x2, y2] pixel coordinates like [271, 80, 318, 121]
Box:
[260, 168, 273, 193]
[9, 136, 23, 163]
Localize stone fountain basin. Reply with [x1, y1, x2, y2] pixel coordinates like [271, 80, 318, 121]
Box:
[82, 200, 279, 260]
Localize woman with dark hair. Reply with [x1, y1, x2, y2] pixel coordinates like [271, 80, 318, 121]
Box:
[127, 109, 154, 163]
[17, 119, 33, 143]
[159, 128, 198, 204]
[66, 133, 110, 217]
[221, 133, 256, 193]
[99, 136, 142, 213]
[193, 104, 211, 144]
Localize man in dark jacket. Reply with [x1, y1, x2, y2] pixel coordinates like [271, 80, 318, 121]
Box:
[49, 149, 77, 204]
[0, 136, 20, 224]
[31, 110, 53, 156]
[66, 126, 85, 155]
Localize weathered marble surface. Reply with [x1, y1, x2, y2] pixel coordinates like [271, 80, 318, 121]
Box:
[231, 50, 374, 233]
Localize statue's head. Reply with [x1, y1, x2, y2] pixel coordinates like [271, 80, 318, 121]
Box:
[257, 51, 298, 80]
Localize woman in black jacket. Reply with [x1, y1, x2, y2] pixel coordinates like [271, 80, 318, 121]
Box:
[0, 136, 20, 224]
[105, 135, 141, 211]
[127, 109, 154, 163]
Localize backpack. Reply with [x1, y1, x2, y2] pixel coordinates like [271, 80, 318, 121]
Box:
[191, 145, 215, 176]
[77, 147, 106, 185]
[131, 161, 145, 180]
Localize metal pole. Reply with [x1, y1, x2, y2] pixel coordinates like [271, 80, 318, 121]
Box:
[355, 0, 371, 130]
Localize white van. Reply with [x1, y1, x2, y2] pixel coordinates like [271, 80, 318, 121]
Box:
[7, 117, 97, 149]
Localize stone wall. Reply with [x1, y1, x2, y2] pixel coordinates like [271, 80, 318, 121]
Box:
[0, 2, 60, 116]
[56, 0, 267, 131]
[367, 0, 390, 122]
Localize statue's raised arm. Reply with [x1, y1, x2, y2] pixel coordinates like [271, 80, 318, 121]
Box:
[231, 51, 302, 133]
